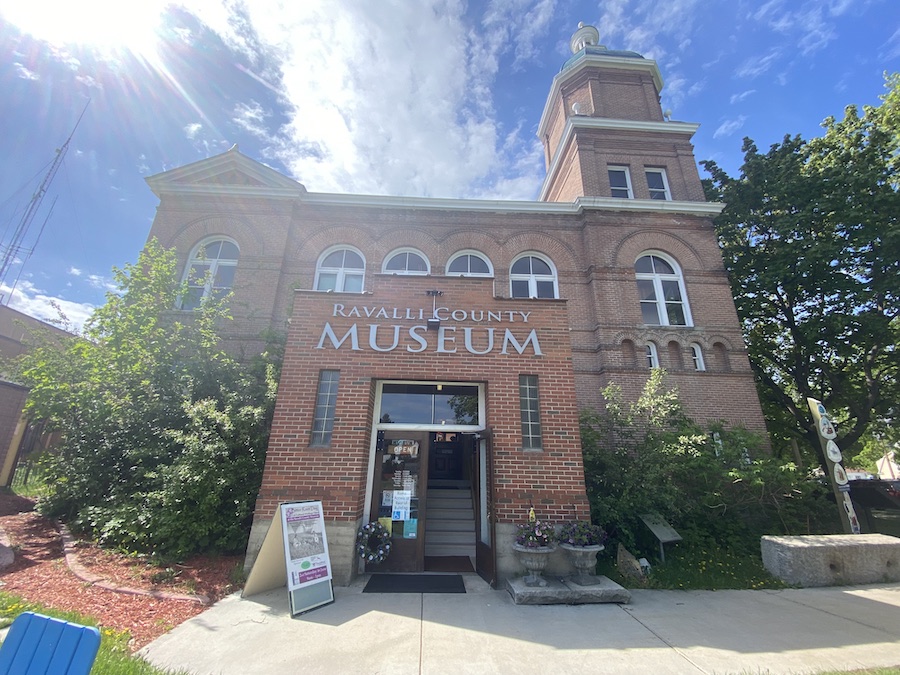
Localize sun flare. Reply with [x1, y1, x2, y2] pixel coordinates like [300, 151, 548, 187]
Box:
[1, 0, 168, 58]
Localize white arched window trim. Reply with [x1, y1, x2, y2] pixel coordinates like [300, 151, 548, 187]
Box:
[690, 343, 706, 371]
[635, 251, 693, 327]
[646, 342, 660, 369]
[315, 245, 366, 293]
[382, 247, 430, 275]
[446, 250, 493, 277]
[179, 236, 240, 310]
[509, 252, 559, 299]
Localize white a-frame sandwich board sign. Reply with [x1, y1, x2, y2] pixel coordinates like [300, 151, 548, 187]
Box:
[243, 501, 334, 616]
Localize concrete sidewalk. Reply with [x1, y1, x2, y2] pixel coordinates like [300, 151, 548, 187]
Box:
[139, 575, 900, 674]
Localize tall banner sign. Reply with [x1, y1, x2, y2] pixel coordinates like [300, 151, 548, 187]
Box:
[280, 501, 334, 616]
[807, 398, 861, 535]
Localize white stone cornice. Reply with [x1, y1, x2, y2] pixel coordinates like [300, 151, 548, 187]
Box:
[537, 55, 665, 139]
[538, 116, 700, 201]
[300, 191, 723, 217]
[147, 184, 305, 199]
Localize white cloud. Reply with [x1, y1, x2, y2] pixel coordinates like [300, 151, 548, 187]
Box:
[713, 115, 747, 139]
[14, 63, 39, 80]
[184, 122, 203, 139]
[68, 267, 82, 276]
[881, 26, 900, 60]
[176, 0, 559, 199]
[749, 0, 852, 56]
[86, 274, 117, 292]
[2, 281, 94, 333]
[730, 89, 757, 104]
[231, 101, 272, 141]
[594, 0, 704, 110]
[735, 49, 781, 79]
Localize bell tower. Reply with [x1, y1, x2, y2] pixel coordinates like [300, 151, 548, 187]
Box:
[538, 23, 707, 204]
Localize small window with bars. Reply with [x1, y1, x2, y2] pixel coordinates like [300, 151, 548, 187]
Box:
[519, 374, 543, 450]
[311, 370, 340, 446]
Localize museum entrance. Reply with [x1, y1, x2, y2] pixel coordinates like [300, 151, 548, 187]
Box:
[367, 381, 489, 576]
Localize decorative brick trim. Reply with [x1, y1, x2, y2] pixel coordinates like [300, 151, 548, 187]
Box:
[57, 524, 210, 606]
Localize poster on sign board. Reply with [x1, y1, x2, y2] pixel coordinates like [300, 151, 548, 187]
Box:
[281, 501, 332, 591]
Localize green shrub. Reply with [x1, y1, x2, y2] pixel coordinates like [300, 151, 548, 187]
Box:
[581, 370, 838, 558]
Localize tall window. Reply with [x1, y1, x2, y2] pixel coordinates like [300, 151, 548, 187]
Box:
[383, 248, 429, 275]
[691, 343, 706, 371]
[646, 342, 660, 368]
[315, 247, 365, 292]
[510, 254, 558, 299]
[311, 370, 340, 446]
[180, 238, 239, 310]
[519, 375, 543, 450]
[608, 166, 633, 198]
[447, 251, 492, 277]
[635, 253, 692, 326]
[645, 168, 671, 200]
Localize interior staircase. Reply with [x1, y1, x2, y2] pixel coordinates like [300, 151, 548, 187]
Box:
[424, 480, 475, 558]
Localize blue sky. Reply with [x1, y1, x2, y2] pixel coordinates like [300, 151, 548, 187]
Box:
[1, 0, 898, 330]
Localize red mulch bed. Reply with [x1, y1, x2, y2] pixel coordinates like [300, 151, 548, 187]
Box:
[0, 492, 243, 649]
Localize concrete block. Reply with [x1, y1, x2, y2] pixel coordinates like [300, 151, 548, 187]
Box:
[506, 575, 631, 604]
[761, 534, 900, 587]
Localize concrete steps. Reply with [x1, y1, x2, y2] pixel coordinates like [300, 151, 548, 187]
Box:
[425, 486, 475, 558]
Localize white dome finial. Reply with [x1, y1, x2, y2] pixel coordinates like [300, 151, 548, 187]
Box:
[570, 23, 601, 54]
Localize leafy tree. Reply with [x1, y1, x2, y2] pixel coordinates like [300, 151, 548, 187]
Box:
[702, 75, 900, 464]
[581, 370, 835, 554]
[12, 239, 279, 558]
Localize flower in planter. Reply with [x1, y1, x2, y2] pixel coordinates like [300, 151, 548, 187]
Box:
[558, 520, 607, 547]
[515, 508, 557, 548]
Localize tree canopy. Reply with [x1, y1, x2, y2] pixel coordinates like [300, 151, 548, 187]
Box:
[12, 239, 280, 558]
[703, 74, 900, 464]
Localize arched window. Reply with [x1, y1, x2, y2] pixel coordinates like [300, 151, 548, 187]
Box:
[315, 247, 365, 292]
[447, 251, 493, 277]
[383, 248, 429, 275]
[510, 254, 558, 299]
[690, 343, 706, 371]
[180, 237, 239, 310]
[646, 342, 660, 368]
[635, 253, 692, 326]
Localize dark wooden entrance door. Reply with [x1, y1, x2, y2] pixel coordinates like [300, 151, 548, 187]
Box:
[368, 431, 429, 573]
[473, 430, 496, 586]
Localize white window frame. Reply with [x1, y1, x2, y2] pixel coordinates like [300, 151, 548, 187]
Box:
[382, 247, 430, 275]
[519, 374, 543, 450]
[645, 168, 672, 200]
[646, 342, 660, 369]
[635, 251, 693, 327]
[608, 165, 633, 199]
[446, 250, 493, 277]
[509, 253, 559, 299]
[179, 236, 239, 310]
[691, 343, 706, 371]
[314, 246, 366, 293]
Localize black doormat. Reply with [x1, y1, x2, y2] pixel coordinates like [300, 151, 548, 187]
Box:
[424, 556, 475, 573]
[363, 574, 466, 594]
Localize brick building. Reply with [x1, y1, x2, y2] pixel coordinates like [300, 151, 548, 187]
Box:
[144, 24, 766, 585]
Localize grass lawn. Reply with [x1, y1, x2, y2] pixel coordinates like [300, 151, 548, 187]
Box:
[0, 592, 188, 675]
[596, 538, 786, 590]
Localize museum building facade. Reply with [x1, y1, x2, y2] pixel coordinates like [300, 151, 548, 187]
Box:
[144, 25, 767, 585]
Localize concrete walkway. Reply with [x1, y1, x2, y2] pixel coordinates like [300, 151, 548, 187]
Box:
[139, 575, 900, 674]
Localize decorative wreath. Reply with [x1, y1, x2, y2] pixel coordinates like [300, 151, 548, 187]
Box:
[356, 521, 392, 564]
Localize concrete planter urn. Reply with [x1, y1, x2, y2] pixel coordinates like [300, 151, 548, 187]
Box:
[512, 543, 557, 587]
[560, 543, 604, 586]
